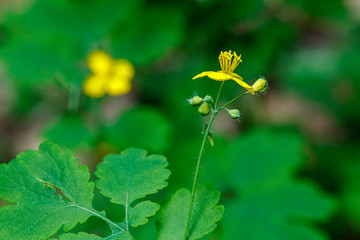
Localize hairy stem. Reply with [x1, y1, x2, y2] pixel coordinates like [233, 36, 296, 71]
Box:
[183, 82, 223, 240]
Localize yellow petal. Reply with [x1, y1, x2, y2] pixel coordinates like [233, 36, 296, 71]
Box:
[112, 59, 135, 79]
[207, 72, 232, 81]
[87, 50, 113, 75]
[105, 77, 132, 96]
[83, 75, 106, 98]
[192, 71, 214, 80]
[231, 77, 255, 95]
[228, 72, 242, 79]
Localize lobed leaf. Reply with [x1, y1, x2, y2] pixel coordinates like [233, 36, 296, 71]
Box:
[0, 142, 141, 240]
[59, 231, 133, 240]
[0, 142, 96, 239]
[158, 184, 224, 240]
[95, 148, 170, 229]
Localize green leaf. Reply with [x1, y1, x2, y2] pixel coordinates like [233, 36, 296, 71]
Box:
[0, 142, 155, 239]
[105, 106, 173, 152]
[59, 232, 102, 240]
[95, 148, 170, 229]
[59, 231, 132, 240]
[129, 201, 160, 227]
[200, 129, 336, 240]
[0, 142, 96, 239]
[158, 184, 224, 240]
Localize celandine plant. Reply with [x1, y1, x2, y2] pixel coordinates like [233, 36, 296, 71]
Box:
[158, 50, 268, 240]
[0, 50, 267, 240]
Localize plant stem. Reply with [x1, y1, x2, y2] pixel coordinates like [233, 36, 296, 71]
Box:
[183, 82, 224, 240]
[67, 83, 81, 112]
[214, 81, 225, 108]
[220, 91, 249, 109]
[183, 112, 216, 240]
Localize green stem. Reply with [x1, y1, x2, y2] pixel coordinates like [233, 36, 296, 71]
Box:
[220, 91, 250, 109]
[67, 83, 81, 112]
[214, 81, 225, 108]
[183, 82, 224, 240]
[183, 112, 216, 240]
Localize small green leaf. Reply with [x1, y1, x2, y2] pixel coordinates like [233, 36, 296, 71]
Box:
[95, 148, 170, 229]
[158, 184, 224, 240]
[129, 201, 160, 227]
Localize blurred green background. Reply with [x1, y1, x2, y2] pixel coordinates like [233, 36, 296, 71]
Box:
[1, 0, 360, 239]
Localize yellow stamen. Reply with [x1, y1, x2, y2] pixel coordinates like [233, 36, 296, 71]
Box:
[218, 50, 242, 73]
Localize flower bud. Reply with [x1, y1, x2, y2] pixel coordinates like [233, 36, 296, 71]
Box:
[198, 102, 210, 116]
[252, 78, 268, 93]
[188, 96, 204, 106]
[204, 95, 214, 104]
[227, 109, 240, 119]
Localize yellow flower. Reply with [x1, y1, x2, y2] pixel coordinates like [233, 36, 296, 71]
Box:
[83, 50, 135, 98]
[192, 51, 255, 95]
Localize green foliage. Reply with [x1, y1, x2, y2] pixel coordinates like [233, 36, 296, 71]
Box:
[1, 0, 359, 238]
[95, 148, 170, 228]
[0, 0, 183, 86]
[158, 184, 224, 240]
[105, 106, 173, 152]
[200, 129, 336, 239]
[0, 142, 170, 239]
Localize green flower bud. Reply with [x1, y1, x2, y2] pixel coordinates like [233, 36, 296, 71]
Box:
[252, 78, 268, 94]
[204, 95, 214, 104]
[227, 109, 240, 119]
[198, 102, 210, 116]
[188, 96, 204, 106]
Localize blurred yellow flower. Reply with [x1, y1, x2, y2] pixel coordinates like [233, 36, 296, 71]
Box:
[83, 50, 135, 98]
[192, 51, 254, 95]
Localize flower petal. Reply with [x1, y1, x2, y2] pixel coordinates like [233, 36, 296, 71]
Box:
[231, 77, 255, 95]
[192, 71, 215, 80]
[207, 72, 232, 81]
[87, 50, 113, 75]
[105, 77, 132, 96]
[83, 75, 106, 98]
[228, 72, 242, 79]
[112, 59, 135, 79]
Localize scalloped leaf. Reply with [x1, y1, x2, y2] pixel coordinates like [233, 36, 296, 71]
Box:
[59, 232, 132, 240]
[0, 142, 96, 239]
[95, 148, 170, 229]
[158, 184, 224, 240]
[0, 142, 160, 240]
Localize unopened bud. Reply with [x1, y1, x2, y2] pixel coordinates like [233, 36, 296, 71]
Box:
[227, 109, 240, 119]
[204, 95, 214, 104]
[188, 96, 204, 106]
[198, 102, 210, 116]
[252, 78, 268, 94]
